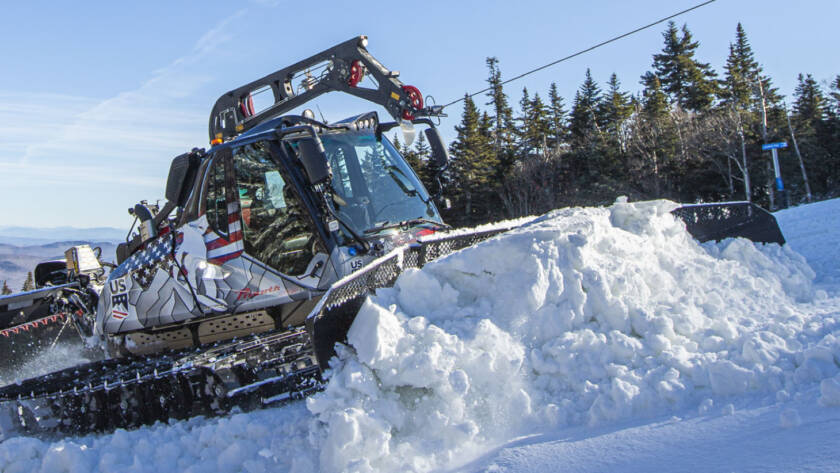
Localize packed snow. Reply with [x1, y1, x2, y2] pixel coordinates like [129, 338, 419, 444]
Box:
[1, 198, 838, 473]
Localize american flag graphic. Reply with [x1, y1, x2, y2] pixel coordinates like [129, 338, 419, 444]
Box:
[110, 231, 184, 289]
[205, 202, 244, 265]
[111, 309, 127, 320]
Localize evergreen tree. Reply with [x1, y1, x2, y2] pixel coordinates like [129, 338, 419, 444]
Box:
[515, 88, 550, 156]
[721, 23, 781, 111]
[601, 73, 633, 148]
[517, 86, 531, 136]
[568, 69, 607, 183]
[413, 131, 430, 160]
[569, 69, 603, 148]
[547, 82, 569, 149]
[640, 72, 669, 119]
[791, 73, 834, 197]
[401, 132, 422, 174]
[448, 95, 498, 225]
[22, 272, 34, 292]
[410, 132, 437, 193]
[827, 76, 840, 196]
[1, 280, 11, 295]
[792, 73, 827, 134]
[629, 72, 678, 198]
[593, 73, 634, 180]
[529, 93, 551, 154]
[722, 24, 759, 108]
[391, 133, 402, 154]
[652, 22, 719, 111]
[830, 75, 840, 116]
[485, 57, 515, 165]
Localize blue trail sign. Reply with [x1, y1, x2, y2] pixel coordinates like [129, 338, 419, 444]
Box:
[762, 142, 788, 150]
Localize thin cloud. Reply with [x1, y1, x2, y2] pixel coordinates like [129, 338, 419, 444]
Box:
[0, 8, 252, 227]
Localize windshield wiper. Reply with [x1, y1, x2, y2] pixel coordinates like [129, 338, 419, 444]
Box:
[364, 218, 451, 234]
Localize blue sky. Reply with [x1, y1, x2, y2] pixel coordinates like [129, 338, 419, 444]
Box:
[2, 0, 837, 229]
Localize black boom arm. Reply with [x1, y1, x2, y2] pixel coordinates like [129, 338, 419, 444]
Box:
[209, 35, 441, 143]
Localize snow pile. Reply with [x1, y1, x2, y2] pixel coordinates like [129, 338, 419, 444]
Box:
[306, 198, 832, 472]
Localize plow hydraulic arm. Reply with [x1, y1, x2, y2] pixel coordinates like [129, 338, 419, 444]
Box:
[209, 35, 442, 143]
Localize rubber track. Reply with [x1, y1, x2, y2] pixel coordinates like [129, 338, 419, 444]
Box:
[0, 329, 321, 437]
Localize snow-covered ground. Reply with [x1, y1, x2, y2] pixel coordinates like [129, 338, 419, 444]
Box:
[1, 198, 838, 473]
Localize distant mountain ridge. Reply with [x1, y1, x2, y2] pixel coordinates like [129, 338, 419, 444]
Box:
[0, 240, 119, 291]
[0, 226, 126, 246]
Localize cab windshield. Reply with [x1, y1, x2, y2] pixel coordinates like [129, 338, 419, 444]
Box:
[321, 132, 441, 237]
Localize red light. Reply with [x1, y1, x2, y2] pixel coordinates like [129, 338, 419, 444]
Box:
[401, 85, 423, 120]
[348, 60, 364, 87]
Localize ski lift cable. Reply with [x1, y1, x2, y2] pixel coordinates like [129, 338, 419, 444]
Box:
[441, 0, 718, 109]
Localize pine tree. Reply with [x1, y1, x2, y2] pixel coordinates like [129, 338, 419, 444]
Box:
[401, 134, 421, 174]
[569, 69, 603, 148]
[722, 24, 758, 108]
[568, 69, 607, 183]
[410, 132, 436, 193]
[652, 22, 719, 111]
[547, 82, 569, 149]
[629, 72, 678, 198]
[601, 74, 633, 147]
[448, 95, 498, 225]
[791, 73, 834, 197]
[830, 75, 840, 116]
[827, 76, 840, 196]
[515, 88, 550, 156]
[517, 86, 531, 136]
[485, 57, 515, 167]
[792, 73, 827, 135]
[721, 23, 781, 111]
[1, 280, 11, 295]
[391, 133, 402, 154]
[529, 93, 551, 155]
[590, 73, 633, 180]
[413, 131, 430, 160]
[640, 72, 669, 119]
[22, 272, 34, 292]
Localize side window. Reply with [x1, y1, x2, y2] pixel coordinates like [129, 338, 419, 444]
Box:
[234, 142, 321, 276]
[205, 155, 229, 235]
[329, 147, 354, 198]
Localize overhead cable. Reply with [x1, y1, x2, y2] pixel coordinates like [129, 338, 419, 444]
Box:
[442, 0, 718, 109]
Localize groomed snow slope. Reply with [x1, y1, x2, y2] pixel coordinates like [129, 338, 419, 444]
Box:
[1, 198, 838, 473]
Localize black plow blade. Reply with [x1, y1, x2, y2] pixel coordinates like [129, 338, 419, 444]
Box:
[672, 202, 785, 245]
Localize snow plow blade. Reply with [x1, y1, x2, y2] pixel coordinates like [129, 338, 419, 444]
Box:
[672, 202, 785, 245]
[0, 284, 85, 369]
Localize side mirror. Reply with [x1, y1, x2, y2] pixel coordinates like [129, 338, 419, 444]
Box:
[424, 127, 449, 170]
[166, 150, 201, 207]
[297, 138, 331, 185]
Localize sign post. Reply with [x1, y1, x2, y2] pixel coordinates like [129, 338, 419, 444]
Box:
[762, 142, 788, 209]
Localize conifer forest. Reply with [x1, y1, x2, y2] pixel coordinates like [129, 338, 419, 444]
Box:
[399, 22, 840, 228]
